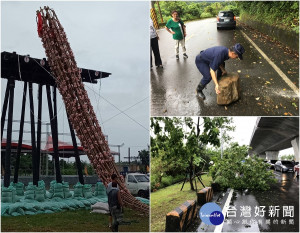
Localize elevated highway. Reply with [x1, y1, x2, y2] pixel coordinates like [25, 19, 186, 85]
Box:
[249, 117, 299, 161]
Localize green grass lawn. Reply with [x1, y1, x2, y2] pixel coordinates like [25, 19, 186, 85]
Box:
[1, 208, 149, 232]
[151, 175, 212, 232]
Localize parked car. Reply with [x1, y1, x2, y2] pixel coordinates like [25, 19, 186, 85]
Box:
[125, 173, 149, 198]
[294, 164, 299, 176]
[217, 11, 236, 29]
[267, 160, 278, 169]
[274, 160, 295, 172]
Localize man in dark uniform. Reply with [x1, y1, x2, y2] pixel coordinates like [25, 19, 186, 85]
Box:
[107, 174, 119, 229]
[108, 181, 123, 232]
[195, 43, 245, 99]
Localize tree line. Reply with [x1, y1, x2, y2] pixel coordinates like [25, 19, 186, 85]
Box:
[2, 149, 149, 176]
[153, 1, 299, 32]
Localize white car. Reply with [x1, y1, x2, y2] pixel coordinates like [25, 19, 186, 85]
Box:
[125, 173, 149, 198]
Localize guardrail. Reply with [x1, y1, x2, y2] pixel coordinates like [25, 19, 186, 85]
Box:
[165, 187, 213, 232]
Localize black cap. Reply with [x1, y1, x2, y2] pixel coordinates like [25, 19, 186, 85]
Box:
[233, 43, 245, 60]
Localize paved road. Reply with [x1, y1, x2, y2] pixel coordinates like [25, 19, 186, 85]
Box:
[151, 18, 299, 116]
[190, 170, 299, 232]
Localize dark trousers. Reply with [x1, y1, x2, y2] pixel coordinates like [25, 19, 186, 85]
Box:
[151, 37, 162, 67]
[195, 54, 224, 86]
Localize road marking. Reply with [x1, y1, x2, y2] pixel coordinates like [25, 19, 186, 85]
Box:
[241, 30, 299, 96]
[185, 33, 194, 42]
[214, 188, 234, 233]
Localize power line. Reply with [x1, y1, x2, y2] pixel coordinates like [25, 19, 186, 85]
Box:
[103, 96, 148, 124]
[85, 85, 149, 131]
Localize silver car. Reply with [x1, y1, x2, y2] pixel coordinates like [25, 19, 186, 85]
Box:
[217, 11, 236, 30]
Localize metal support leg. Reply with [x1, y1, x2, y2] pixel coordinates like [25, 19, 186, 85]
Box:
[14, 82, 28, 183]
[4, 79, 15, 187]
[29, 82, 38, 186]
[36, 84, 43, 182]
[46, 85, 62, 183]
[66, 111, 84, 184]
[1, 82, 10, 140]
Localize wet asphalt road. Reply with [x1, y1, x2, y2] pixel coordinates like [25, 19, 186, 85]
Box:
[151, 18, 299, 116]
[190, 170, 299, 232]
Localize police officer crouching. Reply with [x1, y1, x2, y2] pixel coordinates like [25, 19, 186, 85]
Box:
[195, 43, 245, 100]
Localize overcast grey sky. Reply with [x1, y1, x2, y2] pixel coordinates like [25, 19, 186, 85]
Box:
[1, 1, 150, 162]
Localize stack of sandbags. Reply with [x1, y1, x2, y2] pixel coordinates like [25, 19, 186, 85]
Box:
[83, 184, 93, 199]
[10, 182, 24, 196]
[94, 182, 107, 197]
[52, 182, 64, 199]
[47, 180, 59, 198]
[35, 186, 45, 202]
[38, 180, 46, 196]
[62, 181, 73, 198]
[24, 183, 36, 200]
[1, 186, 17, 203]
[73, 182, 84, 198]
[91, 202, 109, 214]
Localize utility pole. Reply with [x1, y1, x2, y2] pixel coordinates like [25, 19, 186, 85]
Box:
[109, 143, 124, 163]
[128, 147, 130, 165]
[156, 1, 164, 23]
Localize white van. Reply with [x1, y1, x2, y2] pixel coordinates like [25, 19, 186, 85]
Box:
[125, 173, 149, 198]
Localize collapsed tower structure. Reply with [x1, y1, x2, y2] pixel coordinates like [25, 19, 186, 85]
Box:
[36, 6, 148, 213]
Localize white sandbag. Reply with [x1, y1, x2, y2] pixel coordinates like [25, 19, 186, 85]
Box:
[91, 209, 109, 214]
[91, 202, 109, 211]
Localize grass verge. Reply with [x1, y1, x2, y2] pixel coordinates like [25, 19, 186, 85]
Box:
[151, 174, 212, 232]
[1, 208, 149, 232]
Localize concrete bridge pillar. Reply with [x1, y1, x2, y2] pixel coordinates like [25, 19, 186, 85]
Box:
[291, 137, 299, 162]
[258, 154, 266, 160]
[265, 151, 279, 160]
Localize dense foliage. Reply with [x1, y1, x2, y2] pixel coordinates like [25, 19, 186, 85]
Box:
[151, 117, 234, 191]
[153, 1, 239, 24]
[7, 153, 96, 176]
[153, 1, 299, 32]
[238, 1, 299, 32]
[138, 149, 150, 173]
[280, 154, 295, 161]
[209, 143, 277, 191]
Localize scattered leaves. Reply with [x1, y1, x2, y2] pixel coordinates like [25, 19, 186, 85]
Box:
[292, 103, 298, 108]
[283, 88, 286, 91]
[237, 70, 241, 73]
[265, 81, 271, 85]
[257, 103, 262, 105]
[255, 97, 260, 100]
[225, 106, 227, 110]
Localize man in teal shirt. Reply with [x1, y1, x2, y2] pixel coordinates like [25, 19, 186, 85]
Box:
[165, 10, 188, 59]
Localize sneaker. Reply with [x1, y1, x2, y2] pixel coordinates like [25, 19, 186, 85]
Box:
[183, 53, 188, 58]
[156, 64, 163, 68]
[176, 55, 179, 60]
